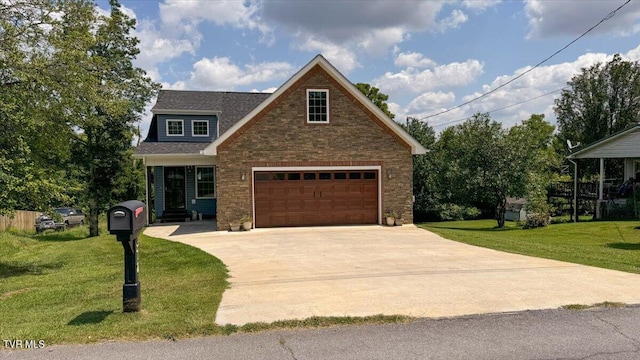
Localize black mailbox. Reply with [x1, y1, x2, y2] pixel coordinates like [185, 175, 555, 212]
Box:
[108, 200, 146, 312]
[108, 200, 146, 236]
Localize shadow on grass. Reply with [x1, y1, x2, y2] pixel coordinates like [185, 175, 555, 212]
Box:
[68, 310, 115, 326]
[606, 243, 640, 250]
[0, 261, 64, 277]
[421, 225, 520, 232]
[33, 227, 89, 242]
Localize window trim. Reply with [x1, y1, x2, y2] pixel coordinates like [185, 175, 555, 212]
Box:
[306, 89, 329, 123]
[195, 166, 216, 199]
[191, 119, 209, 137]
[166, 119, 184, 137]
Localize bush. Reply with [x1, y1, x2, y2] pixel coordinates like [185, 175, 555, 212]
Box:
[524, 212, 551, 229]
[436, 203, 481, 221]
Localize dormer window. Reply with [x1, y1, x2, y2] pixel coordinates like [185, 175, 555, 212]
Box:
[192, 120, 209, 137]
[307, 89, 329, 123]
[167, 119, 183, 136]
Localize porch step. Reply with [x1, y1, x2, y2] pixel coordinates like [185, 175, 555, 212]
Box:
[160, 210, 190, 223]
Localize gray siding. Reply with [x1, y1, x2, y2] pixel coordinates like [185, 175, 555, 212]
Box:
[157, 114, 218, 142]
[153, 166, 216, 219]
[573, 130, 640, 159]
[186, 169, 217, 217]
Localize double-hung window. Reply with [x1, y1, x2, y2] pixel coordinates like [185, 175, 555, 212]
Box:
[166, 119, 184, 136]
[192, 120, 209, 137]
[307, 89, 329, 123]
[196, 167, 215, 198]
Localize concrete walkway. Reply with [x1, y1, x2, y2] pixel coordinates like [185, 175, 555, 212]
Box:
[144, 224, 640, 325]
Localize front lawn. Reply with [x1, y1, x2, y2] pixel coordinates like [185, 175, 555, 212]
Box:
[420, 219, 640, 274]
[0, 225, 228, 344]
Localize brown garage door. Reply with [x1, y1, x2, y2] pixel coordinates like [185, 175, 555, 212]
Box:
[254, 170, 378, 228]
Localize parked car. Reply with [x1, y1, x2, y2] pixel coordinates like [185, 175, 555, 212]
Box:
[53, 207, 86, 227]
[34, 214, 65, 233]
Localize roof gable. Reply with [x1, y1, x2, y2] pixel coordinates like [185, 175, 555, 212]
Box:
[567, 125, 640, 159]
[203, 55, 428, 156]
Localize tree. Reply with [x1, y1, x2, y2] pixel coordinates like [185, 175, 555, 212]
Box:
[507, 114, 560, 227]
[555, 54, 640, 157]
[53, 0, 158, 236]
[434, 113, 529, 227]
[0, 0, 77, 214]
[356, 83, 395, 119]
[401, 117, 437, 220]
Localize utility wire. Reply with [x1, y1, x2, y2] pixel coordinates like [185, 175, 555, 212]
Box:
[417, 0, 632, 122]
[431, 88, 565, 128]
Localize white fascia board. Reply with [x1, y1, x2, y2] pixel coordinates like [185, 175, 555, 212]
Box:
[203, 55, 429, 155]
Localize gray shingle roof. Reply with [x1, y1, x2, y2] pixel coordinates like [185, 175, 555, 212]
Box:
[152, 90, 272, 135]
[135, 142, 210, 155]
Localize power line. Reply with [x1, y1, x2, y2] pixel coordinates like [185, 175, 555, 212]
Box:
[431, 88, 565, 128]
[418, 0, 632, 122]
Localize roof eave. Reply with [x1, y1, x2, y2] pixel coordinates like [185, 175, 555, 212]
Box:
[152, 109, 221, 116]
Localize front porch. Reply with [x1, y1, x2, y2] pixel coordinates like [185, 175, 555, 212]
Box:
[567, 125, 640, 220]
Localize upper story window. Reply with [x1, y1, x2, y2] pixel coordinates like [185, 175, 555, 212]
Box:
[307, 89, 329, 123]
[166, 119, 183, 136]
[192, 120, 209, 137]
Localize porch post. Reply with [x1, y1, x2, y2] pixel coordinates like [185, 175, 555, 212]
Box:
[572, 159, 578, 222]
[598, 158, 604, 200]
[596, 157, 604, 220]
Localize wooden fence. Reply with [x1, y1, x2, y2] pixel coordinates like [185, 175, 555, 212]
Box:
[0, 210, 41, 232]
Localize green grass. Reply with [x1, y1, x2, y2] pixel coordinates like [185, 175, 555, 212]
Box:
[420, 219, 640, 274]
[0, 225, 229, 344]
[1, 225, 413, 344]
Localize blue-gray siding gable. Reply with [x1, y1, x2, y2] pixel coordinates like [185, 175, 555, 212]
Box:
[157, 114, 218, 142]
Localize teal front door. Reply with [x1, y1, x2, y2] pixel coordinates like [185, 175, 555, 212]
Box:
[164, 167, 186, 210]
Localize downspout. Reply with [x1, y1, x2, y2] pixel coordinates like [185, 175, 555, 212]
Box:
[567, 158, 578, 222]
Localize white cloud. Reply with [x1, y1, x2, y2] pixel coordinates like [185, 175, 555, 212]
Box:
[169, 57, 294, 90]
[462, 0, 501, 12]
[296, 38, 360, 73]
[433, 9, 468, 32]
[412, 44, 640, 129]
[407, 92, 456, 112]
[374, 58, 484, 94]
[394, 52, 437, 68]
[525, 0, 640, 38]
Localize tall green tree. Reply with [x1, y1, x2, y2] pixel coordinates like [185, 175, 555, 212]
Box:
[0, 0, 76, 214]
[401, 117, 437, 220]
[356, 83, 395, 119]
[435, 113, 528, 227]
[52, 0, 158, 236]
[555, 54, 640, 152]
[507, 114, 560, 225]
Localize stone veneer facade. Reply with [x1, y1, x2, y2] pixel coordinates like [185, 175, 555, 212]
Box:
[215, 65, 413, 230]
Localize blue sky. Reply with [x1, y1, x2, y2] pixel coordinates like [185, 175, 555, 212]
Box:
[95, 0, 640, 137]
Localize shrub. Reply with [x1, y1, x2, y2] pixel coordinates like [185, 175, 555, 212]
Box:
[436, 203, 481, 221]
[523, 212, 551, 229]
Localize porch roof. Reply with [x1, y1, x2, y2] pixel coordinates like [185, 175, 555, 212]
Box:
[567, 124, 640, 159]
[134, 142, 210, 156]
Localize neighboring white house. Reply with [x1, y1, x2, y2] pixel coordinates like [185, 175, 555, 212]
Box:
[505, 197, 527, 221]
[566, 124, 640, 219]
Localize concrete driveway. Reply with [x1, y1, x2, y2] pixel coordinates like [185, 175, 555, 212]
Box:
[144, 224, 640, 325]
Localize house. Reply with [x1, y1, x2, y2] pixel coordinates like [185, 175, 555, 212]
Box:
[134, 55, 428, 230]
[504, 198, 527, 221]
[566, 124, 640, 219]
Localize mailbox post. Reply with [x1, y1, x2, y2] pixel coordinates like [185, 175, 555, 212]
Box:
[108, 200, 146, 312]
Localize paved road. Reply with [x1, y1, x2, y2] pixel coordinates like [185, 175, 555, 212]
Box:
[4, 307, 639, 360]
[145, 224, 640, 325]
